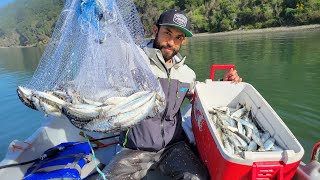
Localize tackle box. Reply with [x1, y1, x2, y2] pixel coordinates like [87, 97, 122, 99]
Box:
[191, 80, 304, 180]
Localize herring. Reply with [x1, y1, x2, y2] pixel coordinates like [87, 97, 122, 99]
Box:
[17, 86, 165, 133]
[208, 103, 284, 157]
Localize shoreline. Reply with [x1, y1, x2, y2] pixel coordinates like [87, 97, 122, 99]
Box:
[1, 24, 320, 48]
[193, 24, 320, 37]
[0, 44, 38, 49]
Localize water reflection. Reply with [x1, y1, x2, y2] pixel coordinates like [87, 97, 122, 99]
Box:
[0, 47, 44, 74]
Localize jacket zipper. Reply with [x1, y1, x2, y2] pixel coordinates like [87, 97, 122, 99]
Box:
[160, 69, 171, 148]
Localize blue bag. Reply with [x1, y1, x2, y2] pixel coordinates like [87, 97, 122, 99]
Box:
[23, 142, 91, 180]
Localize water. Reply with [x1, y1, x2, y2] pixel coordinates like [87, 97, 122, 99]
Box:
[0, 30, 319, 163]
[0, 47, 45, 159]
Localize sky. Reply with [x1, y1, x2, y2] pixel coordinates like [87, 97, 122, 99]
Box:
[0, 0, 15, 7]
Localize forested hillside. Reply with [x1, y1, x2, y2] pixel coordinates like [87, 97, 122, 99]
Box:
[0, 0, 319, 47]
[0, 0, 63, 47]
[138, 0, 320, 35]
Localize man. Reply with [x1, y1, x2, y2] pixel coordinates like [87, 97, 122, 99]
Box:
[103, 9, 242, 180]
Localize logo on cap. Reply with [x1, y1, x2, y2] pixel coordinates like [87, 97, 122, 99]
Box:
[173, 14, 187, 28]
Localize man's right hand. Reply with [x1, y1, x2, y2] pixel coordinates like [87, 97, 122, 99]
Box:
[223, 68, 242, 83]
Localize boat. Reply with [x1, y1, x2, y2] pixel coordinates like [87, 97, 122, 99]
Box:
[0, 65, 319, 180]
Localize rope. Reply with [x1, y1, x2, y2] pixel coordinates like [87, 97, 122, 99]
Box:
[82, 131, 107, 180]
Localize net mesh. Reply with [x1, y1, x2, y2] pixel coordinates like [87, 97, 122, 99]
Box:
[18, 0, 165, 132]
[28, 0, 157, 98]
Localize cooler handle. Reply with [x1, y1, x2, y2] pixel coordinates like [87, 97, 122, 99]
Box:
[210, 64, 235, 80]
[311, 142, 320, 161]
[252, 162, 284, 180]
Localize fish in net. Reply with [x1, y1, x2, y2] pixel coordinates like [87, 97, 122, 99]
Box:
[17, 0, 166, 133]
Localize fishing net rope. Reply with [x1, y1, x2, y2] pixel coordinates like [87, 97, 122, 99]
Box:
[17, 0, 166, 132]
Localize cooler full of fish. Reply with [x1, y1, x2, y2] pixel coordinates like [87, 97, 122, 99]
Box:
[191, 80, 304, 180]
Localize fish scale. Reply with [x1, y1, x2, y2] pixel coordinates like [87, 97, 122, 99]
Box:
[84, 117, 113, 132]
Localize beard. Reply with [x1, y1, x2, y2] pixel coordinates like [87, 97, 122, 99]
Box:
[153, 33, 179, 61]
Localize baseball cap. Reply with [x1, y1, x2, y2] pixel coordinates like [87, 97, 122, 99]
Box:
[156, 9, 193, 37]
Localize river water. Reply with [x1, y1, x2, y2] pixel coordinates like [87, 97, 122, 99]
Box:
[0, 29, 319, 162]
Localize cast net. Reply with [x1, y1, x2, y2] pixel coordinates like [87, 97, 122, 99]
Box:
[17, 0, 166, 132]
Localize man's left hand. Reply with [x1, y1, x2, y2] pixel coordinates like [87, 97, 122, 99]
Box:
[223, 68, 242, 83]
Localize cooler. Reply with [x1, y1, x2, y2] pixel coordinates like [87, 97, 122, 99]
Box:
[191, 77, 304, 180]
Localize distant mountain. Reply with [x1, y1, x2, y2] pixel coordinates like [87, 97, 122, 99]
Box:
[0, 0, 63, 47]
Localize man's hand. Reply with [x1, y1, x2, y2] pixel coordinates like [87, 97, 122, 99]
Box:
[223, 68, 242, 83]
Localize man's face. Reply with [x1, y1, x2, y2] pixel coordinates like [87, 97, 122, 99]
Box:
[153, 26, 186, 61]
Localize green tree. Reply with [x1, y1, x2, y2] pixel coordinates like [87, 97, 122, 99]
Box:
[1, 0, 320, 47]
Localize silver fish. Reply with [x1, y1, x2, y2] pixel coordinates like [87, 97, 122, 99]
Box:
[227, 126, 238, 133]
[227, 135, 242, 149]
[209, 103, 283, 154]
[252, 127, 264, 148]
[239, 118, 254, 129]
[105, 91, 153, 117]
[46, 90, 70, 102]
[112, 93, 156, 126]
[17, 86, 36, 110]
[244, 125, 253, 139]
[209, 114, 217, 124]
[119, 94, 155, 128]
[222, 134, 234, 154]
[31, 96, 45, 113]
[216, 106, 230, 114]
[234, 131, 251, 144]
[247, 141, 258, 151]
[63, 105, 101, 120]
[261, 132, 271, 143]
[39, 100, 62, 117]
[33, 90, 67, 107]
[226, 117, 237, 128]
[147, 92, 165, 118]
[103, 96, 127, 105]
[237, 121, 244, 136]
[72, 104, 99, 109]
[82, 92, 156, 133]
[263, 137, 275, 150]
[232, 132, 248, 149]
[81, 96, 104, 106]
[17, 86, 32, 98]
[230, 107, 246, 119]
[216, 127, 223, 144]
[83, 117, 113, 132]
